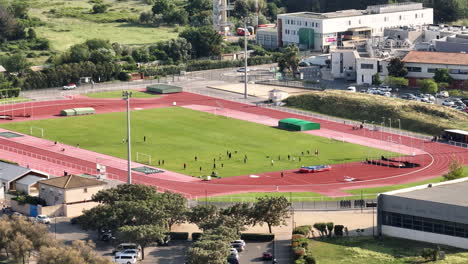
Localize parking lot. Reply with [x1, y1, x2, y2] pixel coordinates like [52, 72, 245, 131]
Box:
[50, 217, 277, 264]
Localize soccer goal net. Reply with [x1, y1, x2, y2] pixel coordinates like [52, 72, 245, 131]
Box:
[30, 126, 44, 138]
[136, 152, 152, 165]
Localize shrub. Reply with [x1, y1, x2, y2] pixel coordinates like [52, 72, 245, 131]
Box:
[0, 88, 21, 98]
[293, 225, 312, 237]
[92, 4, 108, 14]
[421, 248, 438, 261]
[240, 233, 275, 242]
[326, 222, 334, 237]
[117, 71, 131, 81]
[304, 254, 316, 264]
[334, 225, 344, 236]
[293, 247, 306, 260]
[313, 223, 327, 237]
[191, 232, 202, 241]
[169, 232, 189, 240]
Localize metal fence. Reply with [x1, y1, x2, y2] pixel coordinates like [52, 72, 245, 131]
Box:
[189, 196, 378, 211]
[448, 140, 468, 149]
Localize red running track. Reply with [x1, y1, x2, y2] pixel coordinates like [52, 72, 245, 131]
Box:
[0, 92, 466, 198]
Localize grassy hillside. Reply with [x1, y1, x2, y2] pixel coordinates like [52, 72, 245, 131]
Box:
[284, 91, 468, 135]
[28, 0, 178, 51]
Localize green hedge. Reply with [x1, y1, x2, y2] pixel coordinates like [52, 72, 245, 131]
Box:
[192, 232, 203, 241]
[169, 232, 189, 240]
[0, 88, 21, 98]
[240, 233, 275, 242]
[293, 225, 312, 236]
[12, 194, 46, 206]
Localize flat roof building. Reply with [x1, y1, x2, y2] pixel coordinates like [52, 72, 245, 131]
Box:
[378, 178, 468, 249]
[277, 2, 433, 52]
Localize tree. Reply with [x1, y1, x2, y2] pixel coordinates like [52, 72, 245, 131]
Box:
[0, 54, 30, 73]
[252, 196, 291, 233]
[313, 223, 327, 238]
[37, 246, 85, 264]
[387, 58, 407, 77]
[163, 8, 189, 25]
[180, 26, 223, 58]
[27, 28, 36, 39]
[0, 217, 12, 257]
[152, 0, 172, 15]
[278, 45, 300, 74]
[221, 203, 253, 234]
[92, 184, 159, 205]
[433, 68, 453, 84]
[139, 11, 154, 24]
[433, 0, 463, 23]
[159, 191, 188, 230]
[443, 158, 464, 181]
[70, 240, 112, 264]
[326, 222, 334, 237]
[131, 48, 150, 63]
[266, 3, 278, 20]
[418, 79, 438, 94]
[117, 225, 166, 259]
[0, 6, 25, 41]
[85, 39, 112, 51]
[383, 76, 408, 87]
[232, 0, 250, 18]
[187, 204, 219, 230]
[89, 48, 115, 64]
[372, 73, 382, 86]
[9, 233, 33, 264]
[67, 44, 90, 63]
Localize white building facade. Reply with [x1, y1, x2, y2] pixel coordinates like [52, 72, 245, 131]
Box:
[402, 51, 468, 88]
[278, 2, 433, 52]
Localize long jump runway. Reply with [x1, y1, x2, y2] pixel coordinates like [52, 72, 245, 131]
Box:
[0, 92, 466, 198]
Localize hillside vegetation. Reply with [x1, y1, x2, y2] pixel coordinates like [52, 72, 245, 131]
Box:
[28, 0, 178, 51]
[284, 91, 468, 135]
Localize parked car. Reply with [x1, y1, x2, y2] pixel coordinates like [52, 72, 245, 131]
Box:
[346, 86, 356, 92]
[228, 248, 239, 259]
[379, 86, 392, 92]
[62, 84, 76, 90]
[35, 215, 51, 224]
[436, 91, 449, 98]
[400, 93, 417, 100]
[112, 243, 141, 255]
[231, 240, 246, 247]
[262, 252, 274, 260]
[113, 253, 137, 264]
[116, 249, 141, 260]
[237, 67, 250, 73]
[442, 100, 455, 106]
[231, 243, 244, 252]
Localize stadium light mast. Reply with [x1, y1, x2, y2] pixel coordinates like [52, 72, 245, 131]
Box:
[123, 91, 133, 184]
[243, 17, 249, 99]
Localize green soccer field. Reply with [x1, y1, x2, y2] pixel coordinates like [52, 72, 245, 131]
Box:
[0, 107, 392, 178]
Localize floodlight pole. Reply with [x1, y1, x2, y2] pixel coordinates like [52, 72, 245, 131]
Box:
[123, 91, 132, 184]
[244, 18, 248, 99]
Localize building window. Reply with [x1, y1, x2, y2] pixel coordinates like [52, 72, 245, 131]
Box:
[359, 19, 361, 24]
[382, 211, 468, 238]
[399, 15, 402, 20]
[361, 64, 374, 69]
[450, 69, 468, 75]
[427, 68, 438, 73]
[348, 20, 351, 26]
[84, 188, 88, 193]
[422, 13, 424, 18]
[305, 22, 307, 26]
[407, 67, 422, 72]
[415, 14, 418, 19]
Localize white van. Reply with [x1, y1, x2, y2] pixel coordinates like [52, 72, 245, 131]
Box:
[113, 254, 137, 264]
[346, 86, 356, 92]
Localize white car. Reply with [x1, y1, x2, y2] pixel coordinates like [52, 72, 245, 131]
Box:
[231, 240, 246, 247]
[237, 67, 250, 73]
[35, 215, 51, 224]
[442, 100, 455, 106]
[113, 253, 137, 264]
[436, 91, 449, 98]
[116, 249, 141, 260]
[346, 86, 356, 92]
[63, 84, 77, 90]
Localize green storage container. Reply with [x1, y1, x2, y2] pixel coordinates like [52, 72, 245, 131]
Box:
[278, 118, 320, 131]
[73, 107, 96, 115]
[147, 84, 182, 94]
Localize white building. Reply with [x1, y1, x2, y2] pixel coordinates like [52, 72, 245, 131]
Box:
[331, 48, 390, 85]
[277, 2, 433, 52]
[378, 178, 468, 249]
[402, 51, 468, 88]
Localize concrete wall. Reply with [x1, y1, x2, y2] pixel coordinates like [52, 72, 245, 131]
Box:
[39, 204, 64, 217]
[382, 225, 468, 249]
[64, 202, 100, 218]
[10, 200, 30, 215]
[39, 184, 65, 205]
[64, 185, 104, 204]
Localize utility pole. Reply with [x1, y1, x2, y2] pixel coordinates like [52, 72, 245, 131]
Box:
[244, 18, 248, 99]
[122, 91, 132, 184]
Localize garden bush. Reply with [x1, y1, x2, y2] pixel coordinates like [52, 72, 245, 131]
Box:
[191, 232, 203, 241]
[293, 247, 306, 260]
[293, 225, 312, 237]
[334, 225, 344, 236]
[240, 233, 275, 242]
[0, 88, 21, 98]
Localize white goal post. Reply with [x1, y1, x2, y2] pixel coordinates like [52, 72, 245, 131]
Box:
[30, 126, 44, 138]
[136, 152, 152, 165]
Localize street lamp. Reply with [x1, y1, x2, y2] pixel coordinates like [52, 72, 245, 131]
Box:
[242, 17, 250, 99]
[122, 91, 132, 184]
